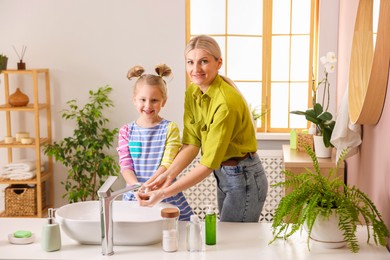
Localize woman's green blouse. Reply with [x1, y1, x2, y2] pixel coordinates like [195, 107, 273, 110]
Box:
[182, 75, 257, 169]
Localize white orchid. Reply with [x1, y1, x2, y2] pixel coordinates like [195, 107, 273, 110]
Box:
[291, 51, 337, 147]
[320, 51, 337, 74]
[313, 51, 337, 111]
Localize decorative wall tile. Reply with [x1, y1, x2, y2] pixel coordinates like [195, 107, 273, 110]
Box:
[179, 152, 284, 222]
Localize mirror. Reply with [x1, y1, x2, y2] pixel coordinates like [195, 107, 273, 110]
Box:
[348, 0, 390, 124]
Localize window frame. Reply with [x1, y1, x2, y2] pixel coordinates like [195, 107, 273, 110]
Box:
[185, 0, 319, 133]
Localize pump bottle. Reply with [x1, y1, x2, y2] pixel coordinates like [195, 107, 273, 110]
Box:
[205, 205, 216, 245]
[41, 208, 61, 252]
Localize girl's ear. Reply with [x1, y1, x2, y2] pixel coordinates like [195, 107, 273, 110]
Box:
[162, 98, 167, 107]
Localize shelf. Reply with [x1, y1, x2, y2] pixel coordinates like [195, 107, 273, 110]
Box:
[0, 170, 52, 185]
[2, 69, 49, 74]
[0, 68, 53, 218]
[0, 206, 49, 218]
[0, 103, 47, 111]
[0, 138, 49, 148]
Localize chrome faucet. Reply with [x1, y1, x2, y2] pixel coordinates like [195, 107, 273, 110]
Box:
[97, 176, 142, 256]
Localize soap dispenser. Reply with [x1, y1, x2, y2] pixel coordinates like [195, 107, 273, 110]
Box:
[41, 208, 61, 252]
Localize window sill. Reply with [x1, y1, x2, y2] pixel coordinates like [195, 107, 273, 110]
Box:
[256, 132, 290, 141]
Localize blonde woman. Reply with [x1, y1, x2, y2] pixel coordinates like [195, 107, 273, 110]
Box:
[139, 36, 268, 222]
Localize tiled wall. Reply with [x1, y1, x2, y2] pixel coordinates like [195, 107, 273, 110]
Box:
[180, 150, 284, 222]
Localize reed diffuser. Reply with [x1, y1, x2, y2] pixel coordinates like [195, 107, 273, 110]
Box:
[13, 45, 27, 70]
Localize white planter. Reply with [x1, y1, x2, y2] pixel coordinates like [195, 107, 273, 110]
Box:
[313, 135, 332, 158]
[305, 211, 346, 249]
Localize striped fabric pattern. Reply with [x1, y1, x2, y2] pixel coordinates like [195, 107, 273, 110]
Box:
[117, 119, 193, 220]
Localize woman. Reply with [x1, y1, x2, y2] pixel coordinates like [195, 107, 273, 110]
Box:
[138, 35, 268, 222]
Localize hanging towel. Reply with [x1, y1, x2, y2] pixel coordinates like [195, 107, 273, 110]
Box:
[330, 87, 362, 161]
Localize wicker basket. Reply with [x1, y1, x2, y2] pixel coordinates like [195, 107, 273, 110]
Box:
[297, 133, 314, 152]
[5, 185, 37, 216]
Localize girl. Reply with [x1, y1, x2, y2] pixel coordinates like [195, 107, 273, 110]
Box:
[116, 64, 192, 221]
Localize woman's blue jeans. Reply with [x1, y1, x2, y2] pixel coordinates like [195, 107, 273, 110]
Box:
[213, 153, 268, 222]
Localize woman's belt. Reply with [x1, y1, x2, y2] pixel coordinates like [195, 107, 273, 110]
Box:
[220, 152, 256, 167]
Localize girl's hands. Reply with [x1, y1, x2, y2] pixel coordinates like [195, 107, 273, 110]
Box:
[137, 189, 165, 207]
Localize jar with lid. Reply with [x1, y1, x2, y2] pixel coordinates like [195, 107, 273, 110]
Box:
[161, 207, 180, 252]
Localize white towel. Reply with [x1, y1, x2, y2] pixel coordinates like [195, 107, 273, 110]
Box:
[0, 166, 44, 180]
[2, 159, 41, 172]
[330, 87, 362, 161]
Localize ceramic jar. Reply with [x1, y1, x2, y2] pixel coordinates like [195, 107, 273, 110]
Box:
[8, 88, 29, 107]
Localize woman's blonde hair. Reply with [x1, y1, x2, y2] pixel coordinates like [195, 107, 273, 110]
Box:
[127, 64, 172, 100]
[185, 35, 256, 129]
[185, 35, 221, 61]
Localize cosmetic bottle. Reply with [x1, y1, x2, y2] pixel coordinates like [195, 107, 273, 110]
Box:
[41, 208, 61, 252]
[186, 214, 202, 252]
[205, 205, 216, 245]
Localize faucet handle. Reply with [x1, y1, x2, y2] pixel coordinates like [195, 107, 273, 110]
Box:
[97, 176, 118, 198]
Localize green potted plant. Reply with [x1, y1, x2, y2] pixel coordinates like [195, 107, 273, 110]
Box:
[44, 85, 119, 202]
[290, 52, 337, 148]
[250, 104, 268, 124]
[269, 145, 389, 253]
[0, 54, 8, 72]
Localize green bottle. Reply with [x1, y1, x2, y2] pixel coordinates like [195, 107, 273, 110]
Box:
[205, 205, 216, 245]
[290, 128, 297, 149]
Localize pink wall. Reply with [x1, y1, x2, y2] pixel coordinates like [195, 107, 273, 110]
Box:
[338, 0, 390, 245]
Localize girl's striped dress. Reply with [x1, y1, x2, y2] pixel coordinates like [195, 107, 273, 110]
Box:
[117, 119, 193, 221]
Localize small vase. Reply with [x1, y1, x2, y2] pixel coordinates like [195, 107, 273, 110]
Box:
[8, 88, 29, 107]
[313, 135, 332, 158]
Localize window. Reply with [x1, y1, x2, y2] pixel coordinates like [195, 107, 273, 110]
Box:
[186, 0, 319, 133]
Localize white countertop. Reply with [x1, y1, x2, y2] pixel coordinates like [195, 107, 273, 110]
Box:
[0, 218, 388, 260]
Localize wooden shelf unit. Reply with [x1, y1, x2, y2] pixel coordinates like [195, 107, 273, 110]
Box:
[0, 69, 53, 218]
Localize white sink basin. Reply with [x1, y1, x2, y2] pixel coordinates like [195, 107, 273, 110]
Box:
[56, 200, 175, 246]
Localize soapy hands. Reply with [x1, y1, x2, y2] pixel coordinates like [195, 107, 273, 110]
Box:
[136, 171, 173, 207]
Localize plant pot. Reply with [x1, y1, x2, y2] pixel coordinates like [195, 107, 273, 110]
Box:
[8, 88, 29, 107]
[0, 57, 8, 71]
[313, 135, 332, 158]
[305, 210, 346, 249]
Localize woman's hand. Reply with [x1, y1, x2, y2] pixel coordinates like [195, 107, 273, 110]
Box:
[137, 189, 165, 207]
[144, 172, 174, 191]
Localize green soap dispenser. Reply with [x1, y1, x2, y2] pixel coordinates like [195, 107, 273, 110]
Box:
[41, 208, 61, 252]
[205, 205, 216, 245]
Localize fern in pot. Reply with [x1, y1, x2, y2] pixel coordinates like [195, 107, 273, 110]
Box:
[269, 146, 389, 253]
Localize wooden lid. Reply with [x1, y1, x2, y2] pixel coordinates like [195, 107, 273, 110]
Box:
[161, 208, 179, 218]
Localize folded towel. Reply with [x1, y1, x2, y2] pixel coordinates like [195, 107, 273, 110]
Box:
[330, 88, 362, 161]
[0, 166, 44, 180]
[2, 159, 43, 173]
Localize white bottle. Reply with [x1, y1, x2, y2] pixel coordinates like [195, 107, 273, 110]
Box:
[186, 215, 202, 252]
[308, 123, 316, 135]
